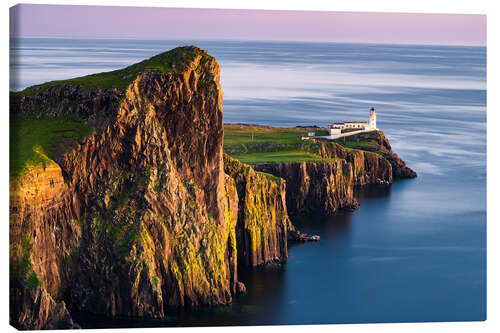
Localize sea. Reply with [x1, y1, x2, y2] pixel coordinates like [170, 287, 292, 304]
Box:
[10, 38, 487, 327]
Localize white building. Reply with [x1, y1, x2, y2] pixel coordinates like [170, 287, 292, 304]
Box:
[328, 108, 377, 131]
[328, 128, 341, 135]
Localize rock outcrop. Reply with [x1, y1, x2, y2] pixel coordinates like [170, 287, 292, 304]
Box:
[333, 130, 417, 179]
[10, 284, 75, 330]
[10, 85, 123, 129]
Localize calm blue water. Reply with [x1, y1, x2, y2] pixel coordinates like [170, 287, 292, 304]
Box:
[10, 38, 486, 326]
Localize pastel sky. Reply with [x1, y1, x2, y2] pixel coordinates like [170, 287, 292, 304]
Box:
[10, 4, 486, 46]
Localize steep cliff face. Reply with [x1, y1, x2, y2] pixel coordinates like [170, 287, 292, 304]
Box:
[61, 62, 237, 317]
[360, 130, 416, 179]
[223, 154, 289, 266]
[346, 150, 393, 186]
[9, 46, 246, 329]
[10, 161, 78, 330]
[315, 141, 393, 185]
[333, 130, 417, 179]
[382, 151, 417, 179]
[253, 159, 358, 215]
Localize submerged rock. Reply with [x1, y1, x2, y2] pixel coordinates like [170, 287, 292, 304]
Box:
[288, 228, 320, 242]
[236, 282, 247, 295]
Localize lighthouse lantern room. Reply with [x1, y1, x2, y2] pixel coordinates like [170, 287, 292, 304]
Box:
[369, 107, 377, 129]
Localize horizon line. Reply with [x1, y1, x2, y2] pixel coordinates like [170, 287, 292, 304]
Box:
[9, 35, 487, 48]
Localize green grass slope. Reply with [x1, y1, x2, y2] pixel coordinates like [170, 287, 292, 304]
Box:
[223, 124, 334, 164]
[333, 130, 382, 153]
[12, 46, 211, 97]
[10, 115, 92, 176]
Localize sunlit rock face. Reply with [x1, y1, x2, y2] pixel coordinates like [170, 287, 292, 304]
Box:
[224, 154, 290, 267]
[10, 47, 241, 328]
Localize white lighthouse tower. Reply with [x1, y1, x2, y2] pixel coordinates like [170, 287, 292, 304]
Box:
[369, 107, 377, 129]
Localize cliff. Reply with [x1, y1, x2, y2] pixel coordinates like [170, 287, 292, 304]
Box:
[10, 161, 78, 330]
[253, 135, 415, 215]
[10, 46, 291, 329]
[223, 154, 289, 266]
[253, 159, 359, 215]
[332, 130, 417, 179]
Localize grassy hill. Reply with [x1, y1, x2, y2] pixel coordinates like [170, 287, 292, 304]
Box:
[223, 124, 334, 164]
[333, 130, 383, 153]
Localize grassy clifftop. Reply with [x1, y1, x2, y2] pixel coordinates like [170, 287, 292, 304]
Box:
[10, 115, 92, 176]
[223, 124, 333, 164]
[12, 46, 213, 97]
[333, 130, 383, 152]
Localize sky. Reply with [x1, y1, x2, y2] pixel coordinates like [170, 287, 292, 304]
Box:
[9, 4, 486, 46]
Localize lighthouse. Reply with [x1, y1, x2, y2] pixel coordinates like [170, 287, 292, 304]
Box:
[369, 107, 377, 129]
